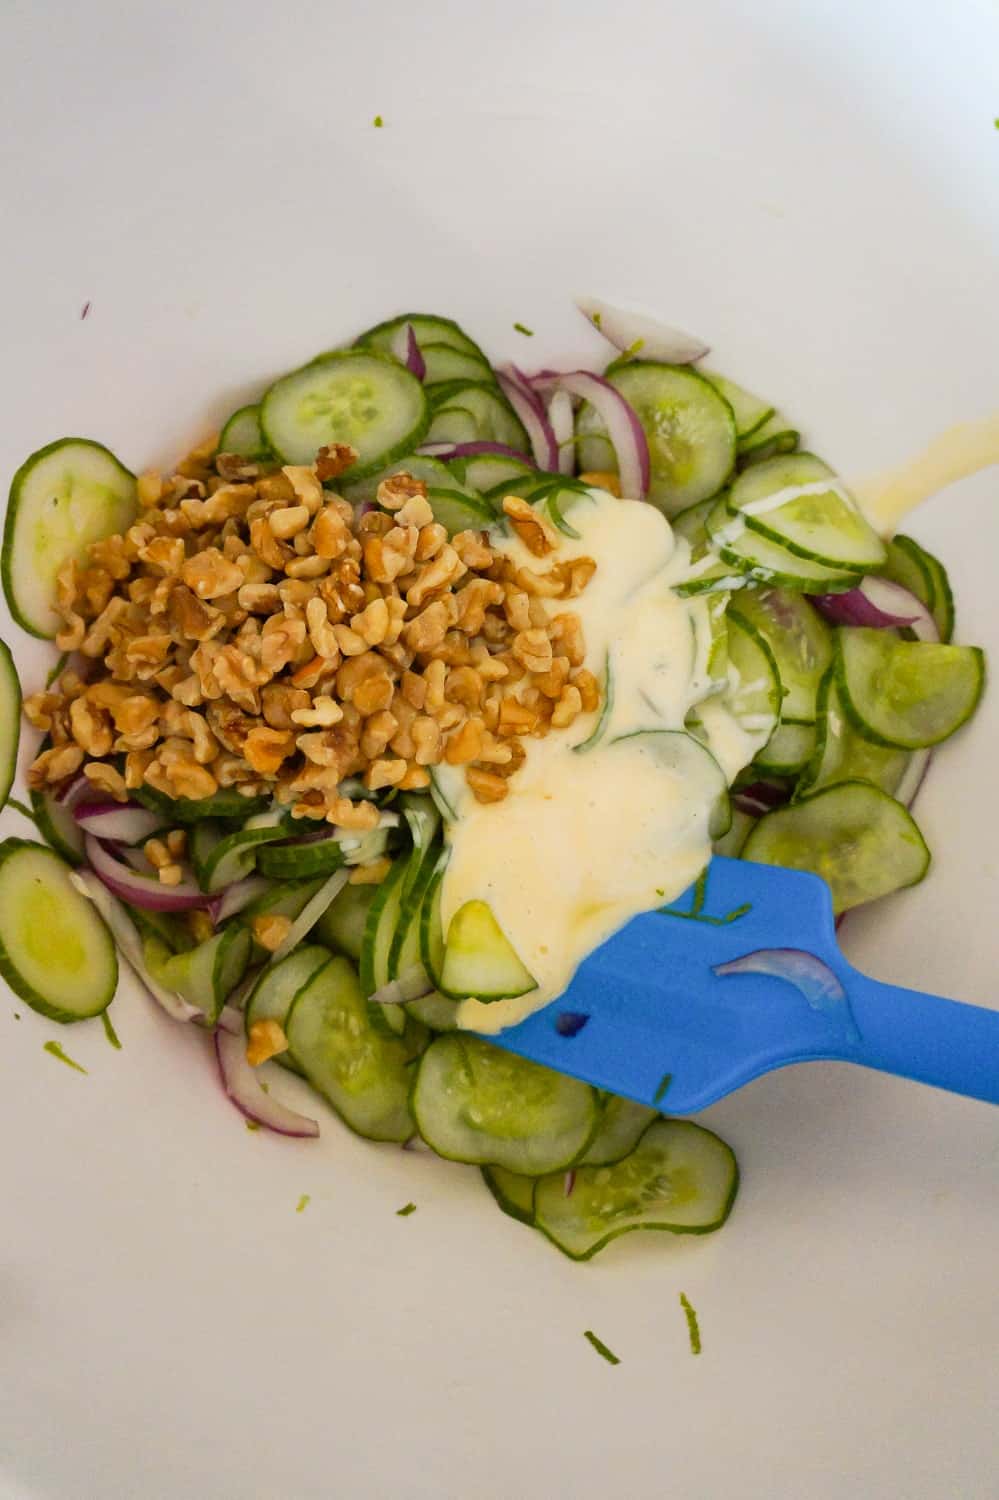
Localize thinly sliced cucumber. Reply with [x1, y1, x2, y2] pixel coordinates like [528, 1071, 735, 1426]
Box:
[359, 857, 408, 1034]
[241, 878, 321, 927]
[260, 351, 430, 477]
[578, 1096, 658, 1168]
[3, 438, 137, 638]
[425, 486, 497, 537]
[702, 371, 775, 441]
[0, 839, 117, 1021]
[612, 730, 730, 840]
[314, 880, 379, 961]
[387, 796, 441, 977]
[195, 819, 286, 894]
[129, 905, 193, 956]
[729, 453, 886, 572]
[737, 410, 800, 461]
[705, 496, 861, 592]
[257, 837, 345, 880]
[712, 804, 755, 857]
[285, 954, 426, 1142]
[1, 638, 22, 807]
[419, 343, 494, 385]
[532, 480, 601, 539]
[342, 453, 481, 507]
[730, 587, 833, 721]
[438, 900, 537, 1003]
[419, 853, 447, 988]
[534, 1119, 738, 1260]
[245, 942, 331, 1078]
[883, 534, 954, 642]
[28, 783, 85, 865]
[754, 720, 816, 775]
[572, 652, 614, 754]
[716, 612, 782, 757]
[405, 990, 460, 1031]
[484, 471, 551, 502]
[154, 924, 252, 1023]
[671, 498, 749, 598]
[742, 780, 930, 913]
[354, 312, 487, 363]
[576, 363, 736, 516]
[218, 404, 271, 460]
[452, 455, 533, 493]
[425, 381, 529, 453]
[481, 1165, 536, 1225]
[835, 629, 984, 749]
[133, 785, 270, 823]
[412, 1034, 599, 1173]
[797, 670, 913, 799]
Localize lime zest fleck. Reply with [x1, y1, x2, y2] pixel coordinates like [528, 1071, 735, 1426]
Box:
[513, 322, 534, 337]
[622, 338, 645, 357]
[245, 1120, 260, 1132]
[43, 1040, 87, 1074]
[591, 311, 602, 328]
[296, 1194, 311, 1213]
[679, 1292, 702, 1355]
[653, 1071, 673, 1104]
[396, 1202, 417, 1217]
[101, 1011, 122, 1050]
[583, 1329, 620, 1365]
[373, 114, 384, 128]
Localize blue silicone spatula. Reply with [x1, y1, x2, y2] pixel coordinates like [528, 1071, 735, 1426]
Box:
[488, 856, 999, 1112]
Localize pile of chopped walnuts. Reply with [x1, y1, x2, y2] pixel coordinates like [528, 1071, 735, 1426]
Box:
[24, 438, 600, 822]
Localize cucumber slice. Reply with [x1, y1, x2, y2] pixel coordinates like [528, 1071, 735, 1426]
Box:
[419, 853, 447, 988]
[196, 819, 286, 894]
[342, 454, 482, 507]
[730, 587, 833, 721]
[612, 729, 730, 840]
[729, 453, 886, 572]
[405, 990, 460, 1031]
[671, 498, 749, 598]
[28, 783, 85, 865]
[884, 534, 954, 643]
[712, 804, 755, 857]
[534, 1118, 738, 1260]
[314, 880, 379, 961]
[481, 1165, 537, 1225]
[0, 839, 117, 1021]
[835, 629, 984, 749]
[241, 877, 320, 926]
[424, 486, 497, 537]
[129, 905, 193, 956]
[576, 363, 736, 517]
[702, 371, 775, 441]
[484, 471, 551, 502]
[737, 410, 801, 463]
[438, 900, 537, 1002]
[132, 785, 270, 823]
[532, 480, 600, 539]
[578, 1095, 658, 1168]
[260, 351, 430, 477]
[387, 796, 441, 977]
[245, 942, 332, 1078]
[154, 924, 252, 1023]
[419, 343, 494, 385]
[218, 404, 271, 461]
[742, 780, 930, 913]
[285, 954, 426, 1142]
[424, 381, 529, 453]
[257, 837, 346, 880]
[753, 720, 816, 775]
[1, 638, 22, 808]
[716, 612, 782, 757]
[797, 670, 913, 799]
[3, 438, 137, 639]
[453, 455, 533, 493]
[706, 496, 861, 593]
[412, 1034, 599, 1173]
[359, 857, 408, 1033]
[354, 312, 487, 364]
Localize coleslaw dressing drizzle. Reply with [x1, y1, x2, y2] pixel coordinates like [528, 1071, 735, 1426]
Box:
[854, 411, 999, 536]
[440, 490, 753, 1033]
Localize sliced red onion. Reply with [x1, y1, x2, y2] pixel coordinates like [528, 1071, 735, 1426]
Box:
[564, 1170, 576, 1198]
[270, 867, 349, 964]
[575, 296, 709, 364]
[416, 440, 534, 464]
[547, 390, 575, 476]
[532, 370, 649, 500]
[713, 946, 859, 1042]
[496, 369, 559, 472]
[390, 321, 426, 380]
[209, 875, 272, 926]
[216, 1004, 245, 1036]
[367, 967, 434, 1007]
[85, 833, 207, 912]
[70, 869, 203, 1024]
[74, 801, 164, 844]
[732, 780, 791, 817]
[896, 748, 931, 810]
[809, 579, 938, 641]
[56, 773, 97, 810]
[214, 1026, 320, 1138]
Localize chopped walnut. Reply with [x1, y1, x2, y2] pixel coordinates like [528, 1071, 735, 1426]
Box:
[246, 1017, 290, 1066]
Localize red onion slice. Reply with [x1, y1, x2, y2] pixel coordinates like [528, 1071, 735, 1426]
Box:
[713, 946, 859, 1042]
[896, 748, 931, 810]
[216, 1004, 245, 1036]
[732, 780, 791, 817]
[533, 370, 650, 500]
[270, 867, 349, 963]
[809, 579, 938, 641]
[547, 390, 575, 476]
[209, 875, 272, 926]
[85, 833, 207, 912]
[70, 869, 203, 1024]
[416, 440, 534, 465]
[575, 296, 709, 364]
[390, 322, 426, 380]
[496, 369, 559, 472]
[56, 772, 95, 809]
[367, 967, 434, 1007]
[74, 801, 164, 844]
[214, 1026, 320, 1138]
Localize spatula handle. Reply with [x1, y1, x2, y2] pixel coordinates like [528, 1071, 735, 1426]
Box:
[847, 970, 999, 1104]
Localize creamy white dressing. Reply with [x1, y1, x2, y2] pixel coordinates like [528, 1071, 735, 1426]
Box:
[437, 490, 753, 1033]
[853, 411, 999, 537]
